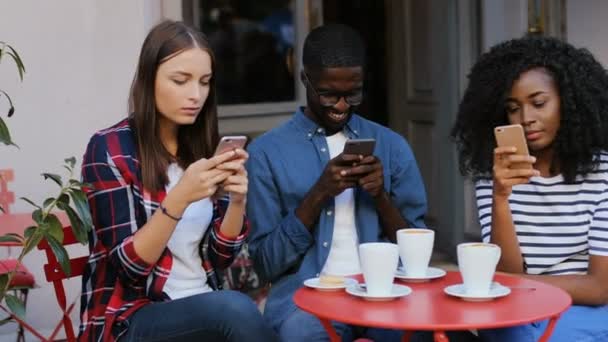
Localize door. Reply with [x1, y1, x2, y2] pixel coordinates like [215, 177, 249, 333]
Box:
[385, 0, 480, 256]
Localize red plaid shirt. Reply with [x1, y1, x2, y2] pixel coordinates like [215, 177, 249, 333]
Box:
[78, 119, 248, 341]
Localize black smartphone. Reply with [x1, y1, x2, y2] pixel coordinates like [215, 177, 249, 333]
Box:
[343, 138, 376, 156]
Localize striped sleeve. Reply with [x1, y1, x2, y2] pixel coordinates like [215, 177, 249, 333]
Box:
[475, 178, 494, 243]
[82, 133, 154, 285]
[206, 195, 248, 270]
[589, 195, 608, 256]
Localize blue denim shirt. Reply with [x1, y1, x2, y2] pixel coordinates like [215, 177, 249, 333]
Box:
[246, 108, 427, 330]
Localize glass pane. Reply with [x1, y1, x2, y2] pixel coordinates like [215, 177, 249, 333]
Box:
[195, 0, 296, 105]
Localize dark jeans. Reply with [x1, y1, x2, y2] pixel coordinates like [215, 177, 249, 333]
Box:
[121, 290, 279, 342]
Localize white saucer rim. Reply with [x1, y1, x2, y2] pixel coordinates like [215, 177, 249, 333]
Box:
[345, 283, 412, 299]
[443, 282, 511, 299]
[303, 277, 358, 290]
[395, 266, 447, 280]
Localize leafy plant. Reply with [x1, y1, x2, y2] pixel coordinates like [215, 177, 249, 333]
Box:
[0, 42, 92, 325]
[0, 41, 25, 147]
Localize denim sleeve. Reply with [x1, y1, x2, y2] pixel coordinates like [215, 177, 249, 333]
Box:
[389, 134, 428, 228]
[246, 147, 314, 283]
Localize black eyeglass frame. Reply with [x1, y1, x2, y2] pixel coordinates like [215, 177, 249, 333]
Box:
[302, 71, 364, 107]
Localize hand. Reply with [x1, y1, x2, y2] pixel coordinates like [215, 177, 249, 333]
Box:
[345, 155, 384, 198]
[216, 149, 249, 204]
[493, 146, 540, 198]
[313, 153, 363, 198]
[172, 150, 237, 204]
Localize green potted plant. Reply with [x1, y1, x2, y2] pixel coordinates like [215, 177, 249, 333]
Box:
[0, 41, 92, 327]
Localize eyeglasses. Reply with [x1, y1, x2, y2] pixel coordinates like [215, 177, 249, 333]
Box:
[303, 72, 363, 107]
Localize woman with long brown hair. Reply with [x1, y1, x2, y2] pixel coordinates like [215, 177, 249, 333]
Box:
[78, 20, 277, 342]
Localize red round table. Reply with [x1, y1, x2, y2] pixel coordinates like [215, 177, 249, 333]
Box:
[293, 271, 571, 342]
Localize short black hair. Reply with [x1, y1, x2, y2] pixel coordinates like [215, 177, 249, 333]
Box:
[302, 24, 365, 72]
[451, 36, 608, 183]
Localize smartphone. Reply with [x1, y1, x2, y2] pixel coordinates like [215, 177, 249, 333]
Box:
[214, 135, 248, 156]
[343, 138, 376, 156]
[494, 124, 531, 169]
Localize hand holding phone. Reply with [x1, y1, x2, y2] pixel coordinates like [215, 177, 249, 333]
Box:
[494, 124, 532, 170]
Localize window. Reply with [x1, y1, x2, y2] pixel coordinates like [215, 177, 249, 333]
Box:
[187, 0, 301, 109]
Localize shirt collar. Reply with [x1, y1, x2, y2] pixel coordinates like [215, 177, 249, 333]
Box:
[294, 107, 361, 140]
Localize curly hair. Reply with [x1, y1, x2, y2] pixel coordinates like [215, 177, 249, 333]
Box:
[451, 36, 608, 183]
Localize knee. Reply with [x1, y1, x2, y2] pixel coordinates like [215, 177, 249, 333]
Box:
[219, 290, 263, 320]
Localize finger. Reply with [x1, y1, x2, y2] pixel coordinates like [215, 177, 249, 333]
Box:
[336, 153, 363, 165]
[362, 181, 382, 192]
[493, 147, 517, 166]
[506, 155, 536, 165]
[223, 184, 247, 195]
[342, 164, 375, 177]
[217, 160, 246, 172]
[206, 150, 237, 168]
[503, 168, 540, 178]
[358, 170, 382, 186]
[207, 170, 232, 184]
[233, 148, 249, 160]
[338, 180, 358, 189]
[358, 155, 377, 165]
[224, 175, 248, 186]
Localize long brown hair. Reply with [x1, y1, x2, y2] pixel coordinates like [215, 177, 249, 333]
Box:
[129, 20, 219, 192]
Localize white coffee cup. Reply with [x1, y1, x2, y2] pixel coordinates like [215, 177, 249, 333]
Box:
[359, 242, 399, 296]
[396, 228, 434, 277]
[457, 242, 501, 296]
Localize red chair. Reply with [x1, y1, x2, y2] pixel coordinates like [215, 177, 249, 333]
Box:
[37, 226, 88, 342]
[0, 259, 35, 342]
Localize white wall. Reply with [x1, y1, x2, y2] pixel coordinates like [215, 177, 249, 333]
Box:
[0, 1, 160, 339]
[566, 0, 608, 67]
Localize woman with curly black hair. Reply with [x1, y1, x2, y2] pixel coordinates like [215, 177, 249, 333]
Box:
[452, 36, 608, 341]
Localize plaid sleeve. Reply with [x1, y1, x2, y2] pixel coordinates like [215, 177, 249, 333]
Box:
[206, 195, 249, 270]
[82, 133, 154, 285]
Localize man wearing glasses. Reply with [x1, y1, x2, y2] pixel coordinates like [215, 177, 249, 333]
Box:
[246, 24, 427, 341]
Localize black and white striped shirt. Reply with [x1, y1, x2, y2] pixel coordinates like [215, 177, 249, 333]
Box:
[476, 153, 608, 275]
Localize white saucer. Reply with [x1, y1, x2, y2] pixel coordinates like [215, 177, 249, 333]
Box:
[444, 282, 511, 302]
[395, 266, 447, 282]
[345, 283, 412, 301]
[303, 277, 358, 291]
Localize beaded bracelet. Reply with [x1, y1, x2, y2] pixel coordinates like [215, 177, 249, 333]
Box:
[160, 202, 182, 221]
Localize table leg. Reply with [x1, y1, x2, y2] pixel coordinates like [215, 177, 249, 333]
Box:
[538, 315, 560, 342]
[434, 331, 449, 342]
[319, 318, 341, 342]
[401, 330, 413, 342]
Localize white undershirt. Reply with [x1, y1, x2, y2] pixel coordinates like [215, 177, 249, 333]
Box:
[322, 132, 361, 276]
[163, 163, 213, 299]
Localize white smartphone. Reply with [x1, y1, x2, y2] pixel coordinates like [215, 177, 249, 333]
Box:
[494, 124, 531, 169]
[214, 135, 248, 156]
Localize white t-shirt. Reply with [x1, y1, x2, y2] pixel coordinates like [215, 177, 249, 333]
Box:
[476, 153, 608, 275]
[162, 163, 213, 299]
[322, 132, 362, 276]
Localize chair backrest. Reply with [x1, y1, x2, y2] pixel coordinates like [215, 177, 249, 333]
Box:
[37, 226, 88, 342]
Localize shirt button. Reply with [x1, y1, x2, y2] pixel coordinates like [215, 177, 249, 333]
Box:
[317, 128, 324, 134]
[323, 242, 329, 247]
[321, 147, 327, 152]
[354, 130, 358, 134]
[316, 273, 320, 277]
[326, 210, 333, 216]
[307, 133, 312, 138]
